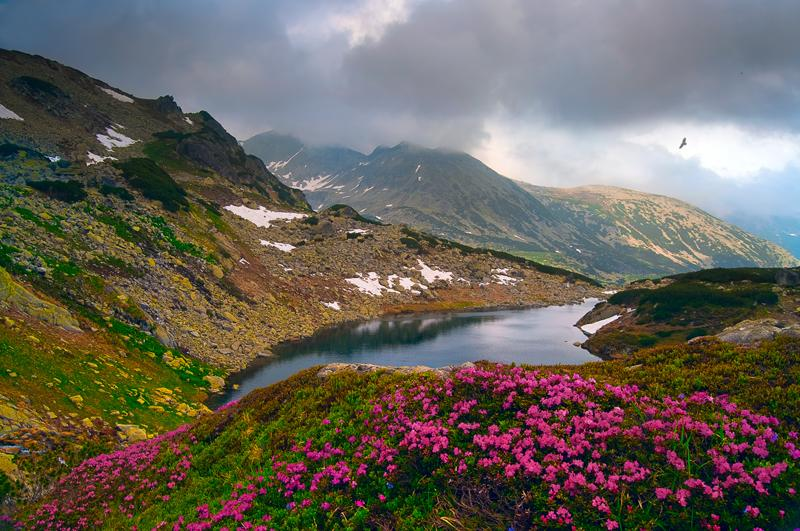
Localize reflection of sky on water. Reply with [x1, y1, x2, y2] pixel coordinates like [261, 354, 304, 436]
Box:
[208, 299, 600, 408]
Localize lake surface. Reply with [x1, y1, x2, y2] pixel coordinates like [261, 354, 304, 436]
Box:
[208, 298, 601, 408]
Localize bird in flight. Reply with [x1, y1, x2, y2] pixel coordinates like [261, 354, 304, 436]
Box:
[679, 137, 687, 149]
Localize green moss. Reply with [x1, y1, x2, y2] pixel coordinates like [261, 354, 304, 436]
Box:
[101, 317, 222, 388]
[95, 212, 143, 244]
[149, 216, 215, 263]
[14, 206, 64, 235]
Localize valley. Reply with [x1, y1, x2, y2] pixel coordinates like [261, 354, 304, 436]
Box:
[0, 49, 598, 502]
[0, 47, 799, 531]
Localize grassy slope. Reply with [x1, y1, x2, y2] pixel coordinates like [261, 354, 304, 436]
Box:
[20, 337, 800, 530]
[583, 267, 800, 356]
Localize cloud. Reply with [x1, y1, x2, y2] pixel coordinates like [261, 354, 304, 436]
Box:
[628, 123, 800, 181]
[1, 0, 799, 224]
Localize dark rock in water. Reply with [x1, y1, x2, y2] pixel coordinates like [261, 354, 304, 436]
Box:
[776, 269, 800, 287]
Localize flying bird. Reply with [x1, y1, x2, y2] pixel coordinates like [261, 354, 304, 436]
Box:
[679, 137, 687, 149]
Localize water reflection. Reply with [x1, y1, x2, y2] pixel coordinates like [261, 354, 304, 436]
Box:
[208, 298, 600, 408]
[275, 312, 502, 357]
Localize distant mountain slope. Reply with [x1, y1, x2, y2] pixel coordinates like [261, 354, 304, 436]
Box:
[244, 131, 798, 280]
[724, 213, 800, 259]
[521, 184, 798, 278]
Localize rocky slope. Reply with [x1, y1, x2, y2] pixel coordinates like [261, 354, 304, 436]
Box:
[244, 131, 798, 281]
[0, 49, 597, 499]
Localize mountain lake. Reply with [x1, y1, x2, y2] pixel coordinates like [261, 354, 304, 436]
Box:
[208, 298, 602, 407]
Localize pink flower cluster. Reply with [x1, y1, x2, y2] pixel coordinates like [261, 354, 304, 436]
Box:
[25, 364, 800, 529]
[28, 425, 194, 529]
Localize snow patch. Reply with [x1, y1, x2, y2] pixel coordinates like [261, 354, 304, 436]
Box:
[492, 269, 520, 285]
[46, 155, 61, 163]
[0, 103, 23, 121]
[294, 174, 334, 191]
[493, 275, 520, 286]
[417, 260, 454, 284]
[238, 258, 250, 265]
[345, 272, 399, 296]
[387, 274, 426, 294]
[347, 229, 369, 235]
[224, 205, 307, 228]
[96, 126, 137, 151]
[86, 151, 117, 166]
[99, 87, 134, 103]
[259, 240, 296, 252]
[184, 116, 194, 125]
[322, 301, 341, 311]
[268, 148, 303, 173]
[415, 164, 421, 174]
[580, 314, 621, 335]
[385, 204, 393, 207]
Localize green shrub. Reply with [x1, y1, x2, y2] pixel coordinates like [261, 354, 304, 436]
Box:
[636, 334, 658, 347]
[99, 184, 134, 201]
[26, 179, 87, 203]
[670, 267, 788, 284]
[609, 280, 778, 322]
[399, 236, 421, 249]
[114, 158, 188, 212]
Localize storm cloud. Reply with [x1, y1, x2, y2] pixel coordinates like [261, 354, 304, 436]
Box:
[1, 0, 799, 220]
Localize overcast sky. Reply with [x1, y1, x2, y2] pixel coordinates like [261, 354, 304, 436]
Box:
[1, 0, 799, 221]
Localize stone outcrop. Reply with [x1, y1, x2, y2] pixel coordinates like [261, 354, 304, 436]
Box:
[316, 362, 476, 380]
[716, 319, 800, 346]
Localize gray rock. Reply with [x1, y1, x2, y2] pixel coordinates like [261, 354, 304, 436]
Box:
[316, 362, 476, 380]
[716, 318, 800, 345]
[776, 269, 800, 287]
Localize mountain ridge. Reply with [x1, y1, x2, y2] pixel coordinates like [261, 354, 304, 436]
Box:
[244, 130, 798, 280]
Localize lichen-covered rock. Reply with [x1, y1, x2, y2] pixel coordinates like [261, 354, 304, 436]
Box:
[115, 423, 148, 442]
[203, 375, 225, 393]
[0, 267, 81, 332]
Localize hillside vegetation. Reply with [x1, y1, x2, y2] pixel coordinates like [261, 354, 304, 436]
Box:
[19, 338, 800, 529]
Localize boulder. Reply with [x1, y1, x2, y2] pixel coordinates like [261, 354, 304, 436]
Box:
[116, 424, 148, 442]
[716, 319, 800, 345]
[203, 375, 225, 393]
[776, 269, 800, 287]
[154, 325, 177, 348]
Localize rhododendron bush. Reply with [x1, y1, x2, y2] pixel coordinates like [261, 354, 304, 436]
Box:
[24, 364, 800, 529]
